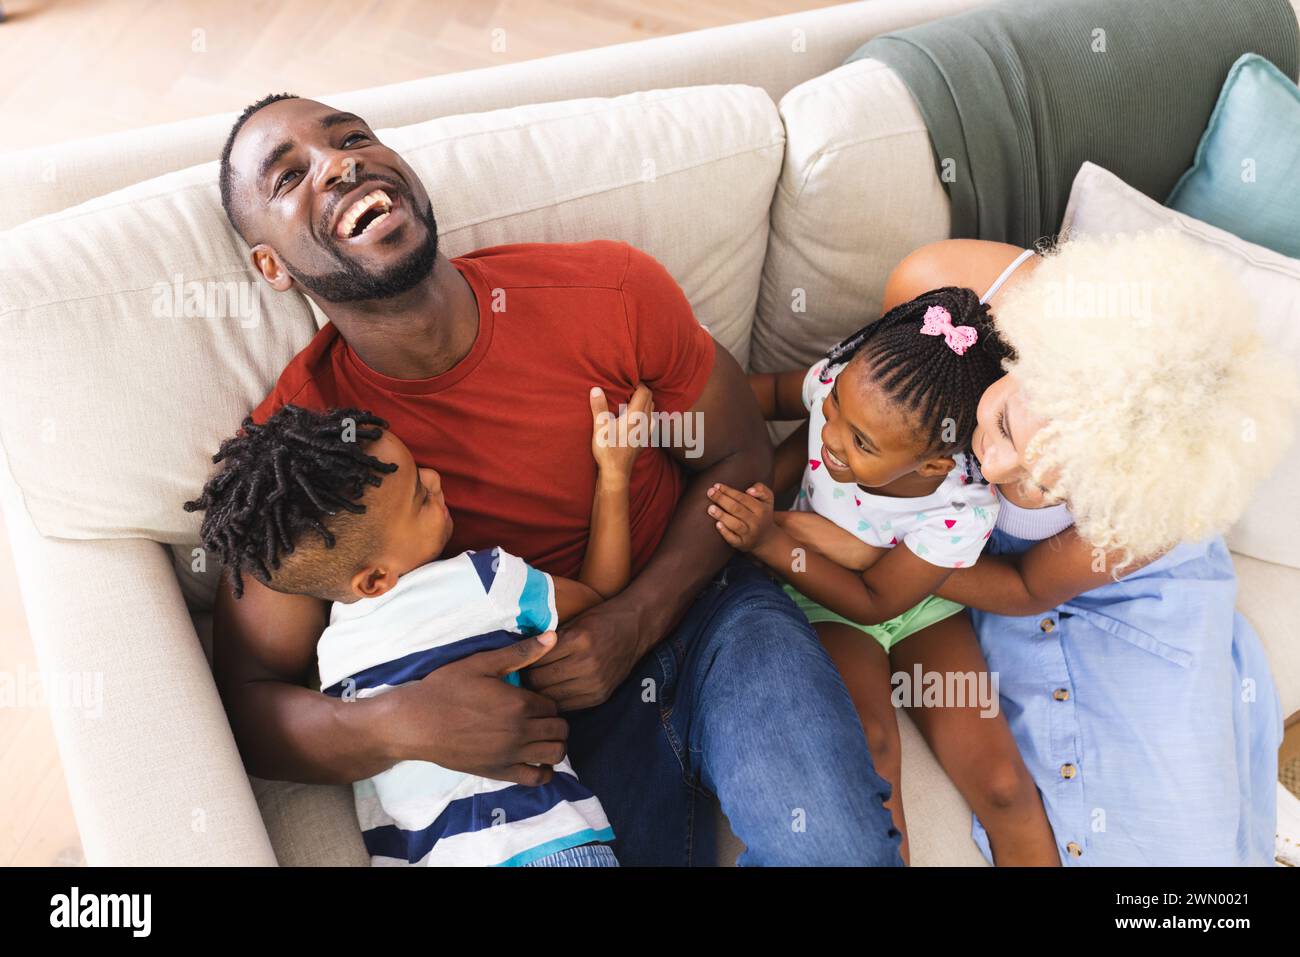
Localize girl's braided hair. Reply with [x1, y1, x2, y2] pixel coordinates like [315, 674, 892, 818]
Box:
[182, 405, 397, 598]
[823, 286, 1014, 477]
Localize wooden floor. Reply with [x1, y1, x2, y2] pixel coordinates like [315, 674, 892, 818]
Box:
[0, 0, 842, 865]
[0, 0, 840, 153]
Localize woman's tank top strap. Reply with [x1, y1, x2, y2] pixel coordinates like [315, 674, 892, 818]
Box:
[979, 248, 1035, 305]
[994, 493, 1074, 541]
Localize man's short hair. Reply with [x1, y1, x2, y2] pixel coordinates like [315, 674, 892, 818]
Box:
[219, 92, 300, 241]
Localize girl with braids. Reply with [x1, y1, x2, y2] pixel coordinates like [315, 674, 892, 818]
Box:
[185, 386, 654, 866]
[708, 286, 1059, 865]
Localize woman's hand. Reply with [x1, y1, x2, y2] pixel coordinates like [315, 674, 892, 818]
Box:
[590, 384, 653, 482]
[707, 482, 778, 554]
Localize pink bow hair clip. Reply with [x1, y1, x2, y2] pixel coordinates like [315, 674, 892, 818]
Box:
[920, 305, 978, 355]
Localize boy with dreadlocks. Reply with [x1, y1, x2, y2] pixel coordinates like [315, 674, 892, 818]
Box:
[185, 385, 654, 866]
[708, 286, 1058, 866]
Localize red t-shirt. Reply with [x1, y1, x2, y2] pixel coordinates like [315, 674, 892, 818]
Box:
[250, 240, 716, 578]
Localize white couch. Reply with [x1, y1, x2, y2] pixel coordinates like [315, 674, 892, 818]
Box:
[2, 0, 1297, 866]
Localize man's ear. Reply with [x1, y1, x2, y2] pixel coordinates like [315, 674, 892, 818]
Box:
[250, 245, 295, 292]
[916, 454, 956, 478]
[350, 564, 398, 600]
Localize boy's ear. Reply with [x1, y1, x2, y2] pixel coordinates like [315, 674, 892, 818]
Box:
[351, 564, 398, 600]
[916, 454, 956, 478]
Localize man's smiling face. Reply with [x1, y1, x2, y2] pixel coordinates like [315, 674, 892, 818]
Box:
[226, 97, 440, 303]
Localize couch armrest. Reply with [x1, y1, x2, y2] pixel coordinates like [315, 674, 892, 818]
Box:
[3, 497, 275, 865]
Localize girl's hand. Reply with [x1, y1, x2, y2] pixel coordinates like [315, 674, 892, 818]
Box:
[590, 384, 653, 481]
[707, 482, 777, 553]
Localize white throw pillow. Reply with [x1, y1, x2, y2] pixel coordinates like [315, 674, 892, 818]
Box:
[1061, 161, 1300, 569]
[0, 85, 784, 545]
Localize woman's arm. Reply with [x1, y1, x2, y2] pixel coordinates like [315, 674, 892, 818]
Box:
[934, 527, 1156, 616]
[708, 483, 950, 625]
[748, 369, 810, 421]
[882, 239, 1032, 310]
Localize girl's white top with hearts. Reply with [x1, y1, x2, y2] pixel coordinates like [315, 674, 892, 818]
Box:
[793, 359, 1000, 569]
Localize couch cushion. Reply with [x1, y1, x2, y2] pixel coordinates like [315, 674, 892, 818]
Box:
[1234, 553, 1300, 721]
[0, 86, 784, 560]
[1167, 53, 1300, 259]
[1060, 161, 1300, 570]
[750, 57, 950, 374]
[897, 710, 990, 865]
[251, 778, 371, 867]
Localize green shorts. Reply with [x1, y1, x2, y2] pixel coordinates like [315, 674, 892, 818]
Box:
[782, 583, 964, 652]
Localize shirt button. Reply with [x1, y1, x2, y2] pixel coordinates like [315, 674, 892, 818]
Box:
[1053, 688, 1070, 701]
[1060, 763, 1077, 779]
[1066, 842, 1083, 858]
[1039, 618, 1056, 633]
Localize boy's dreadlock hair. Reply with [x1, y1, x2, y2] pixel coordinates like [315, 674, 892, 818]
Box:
[824, 286, 1014, 480]
[183, 405, 398, 600]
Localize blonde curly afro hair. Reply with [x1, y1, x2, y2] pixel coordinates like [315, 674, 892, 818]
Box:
[994, 229, 1298, 564]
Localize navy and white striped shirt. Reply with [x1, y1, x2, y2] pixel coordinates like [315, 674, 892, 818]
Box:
[318, 547, 613, 866]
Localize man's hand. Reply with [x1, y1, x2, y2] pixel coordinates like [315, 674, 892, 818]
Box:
[524, 599, 647, 712]
[707, 482, 778, 553]
[382, 632, 571, 785]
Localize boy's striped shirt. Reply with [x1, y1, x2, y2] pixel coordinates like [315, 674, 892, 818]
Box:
[317, 547, 612, 866]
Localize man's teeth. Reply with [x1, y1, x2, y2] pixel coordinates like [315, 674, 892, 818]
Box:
[337, 189, 393, 238]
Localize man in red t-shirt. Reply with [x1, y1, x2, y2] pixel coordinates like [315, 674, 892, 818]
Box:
[210, 93, 901, 865]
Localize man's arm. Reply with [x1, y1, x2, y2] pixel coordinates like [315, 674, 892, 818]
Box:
[525, 343, 772, 710]
[213, 574, 570, 785]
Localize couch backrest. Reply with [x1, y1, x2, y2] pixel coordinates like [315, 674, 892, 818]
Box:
[0, 0, 992, 231]
[752, 57, 952, 372]
[0, 85, 783, 546]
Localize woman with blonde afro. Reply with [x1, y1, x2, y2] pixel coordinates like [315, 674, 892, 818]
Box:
[809, 230, 1295, 865]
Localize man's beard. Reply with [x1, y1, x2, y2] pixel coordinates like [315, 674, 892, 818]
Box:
[284, 198, 440, 304]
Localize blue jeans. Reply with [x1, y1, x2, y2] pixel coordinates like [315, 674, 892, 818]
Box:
[565, 557, 903, 866]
